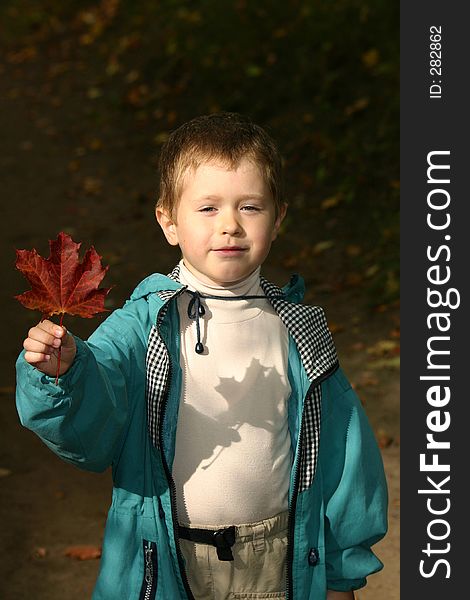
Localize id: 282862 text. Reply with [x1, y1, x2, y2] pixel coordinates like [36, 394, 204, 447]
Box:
[429, 26, 442, 99]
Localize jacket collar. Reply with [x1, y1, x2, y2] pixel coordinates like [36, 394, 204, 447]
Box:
[143, 264, 338, 383]
[257, 276, 338, 383]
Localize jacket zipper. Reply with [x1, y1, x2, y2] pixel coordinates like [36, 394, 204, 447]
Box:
[286, 418, 303, 600]
[156, 298, 195, 600]
[285, 362, 339, 600]
[140, 540, 158, 600]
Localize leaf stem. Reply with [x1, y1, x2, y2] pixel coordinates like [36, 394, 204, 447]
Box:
[55, 313, 64, 385]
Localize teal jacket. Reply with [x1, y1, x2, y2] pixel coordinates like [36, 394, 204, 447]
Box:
[15, 267, 388, 599]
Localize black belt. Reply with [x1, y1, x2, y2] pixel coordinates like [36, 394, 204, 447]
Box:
[178, 525, 236, 561]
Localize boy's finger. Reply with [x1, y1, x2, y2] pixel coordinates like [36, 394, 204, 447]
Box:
[28, 325, 61, 348]
[24, 350, 52, 365]
[37, 319, 56, 333]
[23, 338, 56, 355]
[37, 319, 65, 336]
[37, 320, 70, 341]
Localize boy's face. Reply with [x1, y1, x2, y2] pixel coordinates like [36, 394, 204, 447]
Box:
[157, 158, 286, 286]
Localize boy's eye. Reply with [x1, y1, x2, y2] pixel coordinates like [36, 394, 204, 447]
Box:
[198, 206, 216, 212]
[241, 205, 261, 212]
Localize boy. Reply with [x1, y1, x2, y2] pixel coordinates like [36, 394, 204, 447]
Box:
[16, 112, 387, 599]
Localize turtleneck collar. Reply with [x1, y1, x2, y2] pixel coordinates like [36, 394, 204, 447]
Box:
[177, 260, 268, 354]
[178, 259, 262, 298]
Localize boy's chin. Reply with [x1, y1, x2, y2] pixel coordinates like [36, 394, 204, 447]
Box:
[190, 265, 257, 287]
[208, 268, 259, 287]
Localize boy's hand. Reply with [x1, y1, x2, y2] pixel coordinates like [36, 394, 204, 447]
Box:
[23, 320, 77, 377]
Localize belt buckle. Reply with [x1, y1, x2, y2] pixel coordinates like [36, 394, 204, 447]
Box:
[213, 526, 236, 561]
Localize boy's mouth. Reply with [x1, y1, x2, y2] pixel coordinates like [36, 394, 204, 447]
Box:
[213, 246, 248, 254]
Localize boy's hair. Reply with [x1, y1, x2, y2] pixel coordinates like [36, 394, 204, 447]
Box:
[157, 112, 284, 220]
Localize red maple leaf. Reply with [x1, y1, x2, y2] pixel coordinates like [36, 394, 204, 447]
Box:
[15, 231, 111, 320]
[15, 232, 111, 383]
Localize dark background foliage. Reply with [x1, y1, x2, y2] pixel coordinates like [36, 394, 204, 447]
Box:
[1, 0, 399, 306]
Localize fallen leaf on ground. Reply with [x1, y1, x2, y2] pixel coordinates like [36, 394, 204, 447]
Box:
[67, 160, 80, 172]
[88, 138, 103, 151]
[344, 97, 369, 116]
[351, 342, 365, 351]
[345, 272, 363, 287]
[321, 195, 341, 210]
[154, 131, 170, 145]
[364, 264, 379, 278]
[328, 322, 344, 334]
[357, 373, 379, 387]
[87, 87, 102, 99]
[6, 46, 37, 64]
[345, 244, 362, 257]
[367, 339, 400, 356]
[362, 48, 380, 68]
[64, 545, 102, 560]
[313, 240, 334, 255]
[374, 303, 390, 313]
[369, 356, 400, 370]
[376, 429, 394, 449]
[82, 176, 103, 195]
[33, 547, 47, 558]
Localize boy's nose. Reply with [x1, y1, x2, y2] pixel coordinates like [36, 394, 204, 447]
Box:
[220, 212, 242, 235]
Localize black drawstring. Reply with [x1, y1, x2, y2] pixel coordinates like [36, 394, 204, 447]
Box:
[187, 291, 206, 354]
[186, 290, 283, 354]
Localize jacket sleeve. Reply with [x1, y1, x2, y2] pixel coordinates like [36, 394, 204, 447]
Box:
[320, 368, 388, 591]
[15, 302, 148, 472]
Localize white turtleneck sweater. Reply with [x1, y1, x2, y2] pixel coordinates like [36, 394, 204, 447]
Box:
[172, 260, 292, 527]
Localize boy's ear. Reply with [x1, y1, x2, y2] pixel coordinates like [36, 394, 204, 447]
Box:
[271, 202, 288, 241]
[155, 206, 179, 246]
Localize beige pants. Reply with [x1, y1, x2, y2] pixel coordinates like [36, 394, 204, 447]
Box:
[179, 511, 288, 600]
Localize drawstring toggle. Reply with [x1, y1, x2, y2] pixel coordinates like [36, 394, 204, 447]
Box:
[187, 291, 205, 354]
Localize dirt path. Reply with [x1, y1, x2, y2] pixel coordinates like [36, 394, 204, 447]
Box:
[0, 54, 399, 599]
